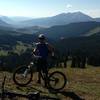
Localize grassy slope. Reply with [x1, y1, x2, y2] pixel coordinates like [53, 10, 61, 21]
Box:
[84, 26, 100, 36]
[0, 64, 100, 100]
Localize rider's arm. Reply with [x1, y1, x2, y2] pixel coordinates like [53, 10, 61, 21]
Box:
[33, 43, 38, 55]
[33, 48, 36, 54]
[47, 43, 55, 56]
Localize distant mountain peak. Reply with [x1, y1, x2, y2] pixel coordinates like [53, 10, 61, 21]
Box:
[0, 12, 99, 27]
[52, 11, 93, 20]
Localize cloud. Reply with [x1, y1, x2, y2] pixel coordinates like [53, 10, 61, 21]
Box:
[66, 4, 72, 8]
[85, 9, 100, 18]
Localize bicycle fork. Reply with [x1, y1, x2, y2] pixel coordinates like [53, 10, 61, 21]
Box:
[23, 62, 34, 77]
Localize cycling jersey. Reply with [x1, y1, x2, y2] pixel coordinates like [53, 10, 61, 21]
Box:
[35, 42, 49, 59]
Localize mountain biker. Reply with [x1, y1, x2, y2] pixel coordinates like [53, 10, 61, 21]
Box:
[33, 34, 54, 87]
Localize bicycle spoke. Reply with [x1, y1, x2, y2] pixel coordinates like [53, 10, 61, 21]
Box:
[13, 66, 33, 86]
[48, 71, 66, 91]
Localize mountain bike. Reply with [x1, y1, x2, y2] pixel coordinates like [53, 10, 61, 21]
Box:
[13, 55, 67, 91]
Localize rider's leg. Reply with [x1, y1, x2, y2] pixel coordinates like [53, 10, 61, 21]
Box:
[42, 59, 48, 87]
[37, 71, 41, 83]
[37, 59, 42, 83]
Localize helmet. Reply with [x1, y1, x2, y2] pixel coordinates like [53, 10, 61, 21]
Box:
[38, 34, 45, 40]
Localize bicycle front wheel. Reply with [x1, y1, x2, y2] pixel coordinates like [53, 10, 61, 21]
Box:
[13, 65, 33, 86]
[48, 71, 67, 91]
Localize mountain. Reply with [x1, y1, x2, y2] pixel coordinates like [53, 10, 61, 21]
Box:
[94, 18, 100, 22]
[20, 12, 94, 27]
[0, 16, 33, 28]
[0, 16, 14, 24]
[0, 18, 9, 26]
[0, 20, 100, 40]
[10, 16, 33, 22]
[0, 12, 100, 28]
[0, 15, 33, 22]
[38, 22, 100, 39]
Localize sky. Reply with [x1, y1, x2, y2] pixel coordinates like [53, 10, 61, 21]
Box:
[0, 0, 100, 18]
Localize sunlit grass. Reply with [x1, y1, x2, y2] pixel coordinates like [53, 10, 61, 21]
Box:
[0, 64, 100, 100]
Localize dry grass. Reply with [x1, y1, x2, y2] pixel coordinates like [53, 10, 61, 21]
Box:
[0, 65, 100, 100]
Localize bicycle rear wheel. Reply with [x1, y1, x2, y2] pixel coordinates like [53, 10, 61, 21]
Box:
[13, 65, 33, 86]
[48, 71, 67, 91]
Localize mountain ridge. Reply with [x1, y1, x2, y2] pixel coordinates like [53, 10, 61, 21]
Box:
[20, 12, 94, 27]
[0, 12, 100, 27]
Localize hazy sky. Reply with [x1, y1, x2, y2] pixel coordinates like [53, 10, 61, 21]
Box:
[0, 0, 100, 18]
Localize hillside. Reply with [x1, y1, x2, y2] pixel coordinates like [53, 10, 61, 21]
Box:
[56, 33, 100, 56]
[0, 34, 37, 46]
[94, 18, 100, 22]
[83, 26, 100, 36]
[0, 25, 27, 37]
[38, 22, 100, 39]
[0, 21, 100, 54]
[0, 66, 100, 100]
[0, 19, 9, 26]
[16, 26, 46, 34]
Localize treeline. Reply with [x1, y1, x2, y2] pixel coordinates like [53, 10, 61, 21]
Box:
[0, 49, 32, 72]
[1, 48, 100, 73]
[50, 48, 100, 68]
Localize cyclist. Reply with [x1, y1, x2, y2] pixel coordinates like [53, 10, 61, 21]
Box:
[33, 34, 54, 87]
